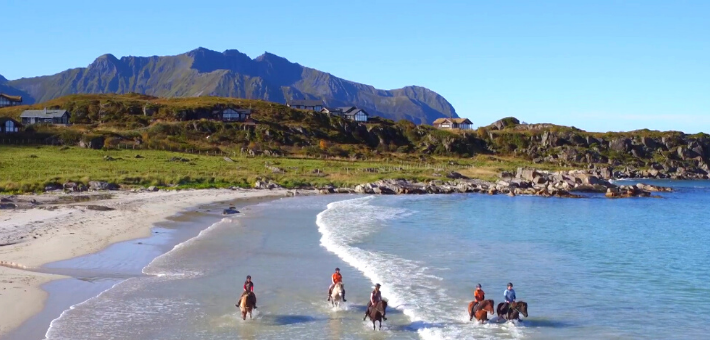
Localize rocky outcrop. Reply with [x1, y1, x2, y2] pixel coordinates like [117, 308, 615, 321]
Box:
[337, 167, 672, 199]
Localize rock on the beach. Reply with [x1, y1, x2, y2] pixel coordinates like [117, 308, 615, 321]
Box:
[0, 203, 17, 209]
[253, 180, 282, 190]
[44, 183, 63, 192]
[89, 181, 120, 191]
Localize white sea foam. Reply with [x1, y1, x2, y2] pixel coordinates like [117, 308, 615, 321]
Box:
[317, 196, 526, 340]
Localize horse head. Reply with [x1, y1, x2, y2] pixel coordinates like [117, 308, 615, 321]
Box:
[483, 300, 495, 314]
[516, 301, 528, 317]
[379, 300, 388, 312]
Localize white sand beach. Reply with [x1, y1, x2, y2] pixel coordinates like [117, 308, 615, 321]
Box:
[0, 188, 295, 337]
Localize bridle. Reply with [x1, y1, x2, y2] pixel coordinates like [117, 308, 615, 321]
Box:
[507, 303, 523, 319]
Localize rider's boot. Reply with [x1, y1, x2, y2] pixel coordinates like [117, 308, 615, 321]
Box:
[342, 291, 346, 302]
[383, 314, 387, 321]
[327, 288, 332, 301]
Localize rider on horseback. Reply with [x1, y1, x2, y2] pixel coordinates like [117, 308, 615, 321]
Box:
[473, 283, 485, 312]
[327, 267, 346, 302]
[503, 282, 516, 310]
[240, 275, 257, 309]
[365, 283, 386, 320]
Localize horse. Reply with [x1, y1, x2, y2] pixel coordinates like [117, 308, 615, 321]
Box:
[468, 299, 495, 322]
[237, 292, 256, 320]
[496, 301, 528, 321]
[364, 300, 388, 330]
[330, 282, 344, 307]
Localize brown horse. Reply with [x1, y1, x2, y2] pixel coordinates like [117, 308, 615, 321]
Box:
[468, 299, 495, 322]
[496, 301, 528, 321]
[237, 292, 256, 320]
[363, 300, 388, 330]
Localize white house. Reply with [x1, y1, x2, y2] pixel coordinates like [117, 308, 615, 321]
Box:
[287, 99, 324, 112]
[324, 106, 369, 122]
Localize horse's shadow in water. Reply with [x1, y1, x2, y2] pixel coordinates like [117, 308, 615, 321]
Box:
[513, 318, 575, 328]
[266, 315, 321, 326]
[392, 320, 459, 333]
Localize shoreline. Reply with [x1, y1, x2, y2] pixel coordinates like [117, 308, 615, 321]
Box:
[0, 188, 305, 337]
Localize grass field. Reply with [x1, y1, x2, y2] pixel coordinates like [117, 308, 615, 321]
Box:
[0, 146, 563, 193]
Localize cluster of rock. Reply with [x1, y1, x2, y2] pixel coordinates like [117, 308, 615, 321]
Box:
[44, 181, 120, 192]
[314, 167, 671, 199]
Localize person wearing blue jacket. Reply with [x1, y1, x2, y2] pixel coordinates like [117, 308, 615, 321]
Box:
[503, 282, 516, 306]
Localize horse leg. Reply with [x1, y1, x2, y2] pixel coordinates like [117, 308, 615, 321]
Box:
[372, 320, 376, 330]
[379, 319, 382, 330]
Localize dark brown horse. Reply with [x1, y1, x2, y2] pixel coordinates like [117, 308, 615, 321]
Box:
[237, 292, 256, 320]
[496, 301, 528, 321]
[363, 300, 388, 330]
[468, 299, 495, 322]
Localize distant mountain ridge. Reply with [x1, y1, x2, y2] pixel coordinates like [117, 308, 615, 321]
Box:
[3, 48, 458, 124]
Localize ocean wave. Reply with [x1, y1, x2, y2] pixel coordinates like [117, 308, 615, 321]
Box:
[316, 196, 528, 340]
[316, 197, 469, 339]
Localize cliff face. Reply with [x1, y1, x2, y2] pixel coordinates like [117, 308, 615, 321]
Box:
[483, 118, 710, 179]
[6, 48, 458, 124]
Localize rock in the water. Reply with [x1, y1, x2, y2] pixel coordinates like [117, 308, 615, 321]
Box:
[222, 207, 239, 215]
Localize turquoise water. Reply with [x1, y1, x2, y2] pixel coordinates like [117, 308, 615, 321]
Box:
[36, 181, 710, 339]
[332, 180, 710, 339]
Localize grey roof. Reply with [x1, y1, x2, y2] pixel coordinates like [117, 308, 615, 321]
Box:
[288, 99, 324, 107]
[341, 107, 368, 116]
[20, 110, 69, 118]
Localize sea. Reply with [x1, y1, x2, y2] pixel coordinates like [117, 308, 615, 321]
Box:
[8, 180, 710, 340]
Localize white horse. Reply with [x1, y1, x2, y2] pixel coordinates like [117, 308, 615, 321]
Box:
[330, 282, 344, 307]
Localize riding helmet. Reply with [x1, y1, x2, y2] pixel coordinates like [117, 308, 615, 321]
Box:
[507, 282, 513, 287]
[375, 283, 381, 287]
[247, 275, 251, 279]
[335, 267, 340, 271]
[476, 283, 481, 288]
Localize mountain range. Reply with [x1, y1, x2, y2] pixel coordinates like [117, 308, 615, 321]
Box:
[1, 48, 458, 124]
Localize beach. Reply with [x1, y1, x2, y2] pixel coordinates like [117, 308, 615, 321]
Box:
[0, 188, 297, 338]
[1, 181, 708, 340]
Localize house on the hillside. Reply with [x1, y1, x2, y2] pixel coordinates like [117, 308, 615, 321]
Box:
[323, 106, 369, 122]
[0, 94, 22, 108]
[215, 108, 252, 122]
[20, 109, 71, 125]
[287, 99, 324, 112]
[433, 118, 473, 130]
[0, 117, 21, 133]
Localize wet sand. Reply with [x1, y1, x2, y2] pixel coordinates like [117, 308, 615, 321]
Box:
[0, 189, 302, 338]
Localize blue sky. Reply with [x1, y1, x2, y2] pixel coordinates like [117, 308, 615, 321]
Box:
[2, 0, 709, 132]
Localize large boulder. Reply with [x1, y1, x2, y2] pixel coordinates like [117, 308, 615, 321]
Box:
[610, 138, 632, 152]
[641, 137, 659, 150]
[491, 117, 520, 130]
[516, 167, 542, 181]
[253, 180, 282, 190]
[88, 181, 120, 191]
[79, 136, 105, 150]
[44, 183, 63, 192]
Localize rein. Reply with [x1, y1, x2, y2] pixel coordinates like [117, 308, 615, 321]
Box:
[507, 303, 522, 318]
